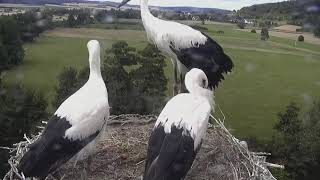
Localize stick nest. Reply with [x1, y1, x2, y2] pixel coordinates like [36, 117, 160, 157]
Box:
[3, 114, 283, 180]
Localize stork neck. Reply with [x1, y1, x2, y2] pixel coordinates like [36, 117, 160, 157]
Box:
[89, 55, 102, 80]
[186, 80, 214, 104]
[140, 0, 152, 20]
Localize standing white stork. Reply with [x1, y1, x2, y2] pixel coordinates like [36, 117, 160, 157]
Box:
[143, 68, 213, 180]
[17, 40, 109, 179]
[118, 0, 233, 95]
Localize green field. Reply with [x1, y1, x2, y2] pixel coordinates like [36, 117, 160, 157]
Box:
[3, 22, 320, 140]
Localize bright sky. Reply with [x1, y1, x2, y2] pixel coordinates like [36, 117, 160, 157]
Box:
[97, 0, 287, 10]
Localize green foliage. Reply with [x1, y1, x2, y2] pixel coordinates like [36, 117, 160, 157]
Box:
[53, 67, 79, 108]
[76, 10, 93, 25]
[314, 27, 320, 38]
[131, 44, 167, 114]
[237, 21, 246, 29]
[298, 35, 304, 42]
[67, 14, 77, 27]
[199, 14, 207, 25]
[0, 42, 9, 72]
[102, 42, 136, 115]
[106, 41, 137, 66]
[271, 168, 290, 180]
[237, 0, 320, 37]
[94, 9, 141, 23]
[0, 16, 24, 70]
[237, 1, 298, 21]
[270, 101, 320, 180]
[274, 103, 301, 137]
[0, 84, 48, 177]
[261, 27, 270, 40]
[251, 29, 256, 33]
[15, 10, 53, 42]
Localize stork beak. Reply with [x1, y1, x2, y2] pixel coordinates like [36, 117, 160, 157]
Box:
[117, 0, 131, 8]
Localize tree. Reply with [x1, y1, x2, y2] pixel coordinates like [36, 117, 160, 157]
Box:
[102, 41, 137, 115]
[53, 67, 79, 108]
[270, 101, 320, 180]
[0, 84, 48, 177]
[261, 27, 269, 40]
[0, 16, 24, 68]
[131, 44, 168, 114]
[314, 27, 320, 38]
[67, 14, 77, 27]
[199, 14, 207, 25]
[0, 42, 9, 72]
[237, 20, 246, 29]
[77, 11, 93, 25]
[298, 35, 304, 42]
[14, 10, 52, 42]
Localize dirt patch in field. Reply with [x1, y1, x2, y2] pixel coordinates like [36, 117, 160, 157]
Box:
[238, 28, 320, 45]
[273, 25, 302, 32]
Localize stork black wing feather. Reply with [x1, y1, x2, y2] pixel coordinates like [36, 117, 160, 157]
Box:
[144, 125, 197, 180]
[170, 32, 233, 89]
[18, 115, 99, 179]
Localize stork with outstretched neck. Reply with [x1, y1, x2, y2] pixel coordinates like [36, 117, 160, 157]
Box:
[17, 40, 109, 180]
[118, 0, 234, 95]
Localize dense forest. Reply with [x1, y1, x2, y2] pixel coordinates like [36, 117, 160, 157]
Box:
[237, 1, 298, 21]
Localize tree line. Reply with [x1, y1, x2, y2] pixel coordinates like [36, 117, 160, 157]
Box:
[244, 101, 320, 180]
[236, 0, 320, 37]
[0, 9, 57, 71]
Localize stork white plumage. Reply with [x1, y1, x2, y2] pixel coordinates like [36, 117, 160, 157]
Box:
[118, 0, 234, 95]
[17, 40, 109, 179]
[144, 68, 213, 180]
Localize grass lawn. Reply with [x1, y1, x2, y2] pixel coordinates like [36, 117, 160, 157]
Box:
[3, 22, 320, 140]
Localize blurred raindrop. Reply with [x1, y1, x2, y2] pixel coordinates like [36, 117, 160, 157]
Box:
[0, 89, 7, 95]
[36, 19, 48, 28]
[304, 54, 316, 63]
[16, 73, 24, 81]
[245, 63, 256, 73]
[103, 15, 114, 23]
[35, 11, 43, 20]
[303, 23, 315, 31]
[301, 93, 313, 105]
[306, 5, 320, 13]
[92, 9, 99, 16]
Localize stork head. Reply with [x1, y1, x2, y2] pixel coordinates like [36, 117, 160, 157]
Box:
[118, 0, 131, 8]
[185, 68, 213, 102]
[87, 40, 101, 74]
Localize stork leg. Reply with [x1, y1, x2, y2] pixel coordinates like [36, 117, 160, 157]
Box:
[172, 59, 178, 96]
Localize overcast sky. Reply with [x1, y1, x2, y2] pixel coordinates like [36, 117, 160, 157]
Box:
[97, 0, 287, 10]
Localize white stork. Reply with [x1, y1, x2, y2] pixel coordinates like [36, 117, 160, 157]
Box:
[17, 40, 109, 179]
[118, 0, 234, 95]
[143, 68, 213, 180]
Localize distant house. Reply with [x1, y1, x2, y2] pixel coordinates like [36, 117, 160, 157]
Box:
[192, 16, 200, 21]
[244, 19, 254, 24]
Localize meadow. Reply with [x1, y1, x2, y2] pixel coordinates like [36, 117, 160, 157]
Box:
[3, 21, 320, 140]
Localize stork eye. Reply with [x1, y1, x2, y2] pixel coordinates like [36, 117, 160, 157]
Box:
[202, 79, 207, 88]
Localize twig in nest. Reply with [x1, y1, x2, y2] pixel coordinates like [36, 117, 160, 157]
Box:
[108, 118, 156, 126]
[91, 156, 122, 173]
